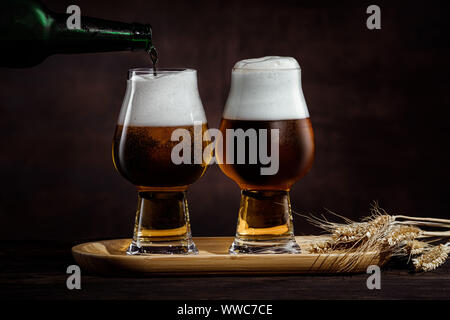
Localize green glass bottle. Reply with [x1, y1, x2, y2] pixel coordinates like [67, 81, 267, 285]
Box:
[0, 0, 153, 68]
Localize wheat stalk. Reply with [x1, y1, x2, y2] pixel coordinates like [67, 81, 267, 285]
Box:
[297, 202, 450, 272]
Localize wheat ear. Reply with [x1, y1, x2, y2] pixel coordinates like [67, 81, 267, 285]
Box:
[412, 243, 450, 272]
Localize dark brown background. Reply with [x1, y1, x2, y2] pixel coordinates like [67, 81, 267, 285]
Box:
[0, 0, 449, 241]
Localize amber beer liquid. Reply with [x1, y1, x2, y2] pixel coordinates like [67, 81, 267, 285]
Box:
[218, 56, 315, 254]
[113, 124, 209, 191]
[219, 118, 314, 190]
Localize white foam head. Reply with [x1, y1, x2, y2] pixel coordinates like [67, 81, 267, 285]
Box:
[223, 56, 309, 121]
[118, 69, 207, 126]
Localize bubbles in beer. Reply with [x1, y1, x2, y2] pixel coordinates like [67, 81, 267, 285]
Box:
[113, 124, 209, 189]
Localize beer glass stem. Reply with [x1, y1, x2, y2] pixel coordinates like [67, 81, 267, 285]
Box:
[229, 190, 301, 254]
[127, 191, 198, 255]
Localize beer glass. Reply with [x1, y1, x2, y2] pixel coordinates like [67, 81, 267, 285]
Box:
[218, 57, 314, 254]
[113, 69, 210, 255]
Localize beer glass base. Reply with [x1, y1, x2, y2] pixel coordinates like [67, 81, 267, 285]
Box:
[127, 240, 198, 255]
[229, 237, 301, 254]
[128, 191, 199, 255]
[228, 190, 301, 254]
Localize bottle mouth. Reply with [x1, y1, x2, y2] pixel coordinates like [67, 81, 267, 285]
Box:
[132, 24, 152, 37]
[131, 24, 152, 51]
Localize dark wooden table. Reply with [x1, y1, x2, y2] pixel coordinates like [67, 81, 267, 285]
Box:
[1, 241, 449, 300]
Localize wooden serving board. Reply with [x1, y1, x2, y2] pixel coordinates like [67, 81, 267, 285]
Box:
[72, 236, 388, 275]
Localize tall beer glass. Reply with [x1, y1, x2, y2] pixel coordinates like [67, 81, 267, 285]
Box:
[113, 69, 210, 255]
[218, 57, 314, 254]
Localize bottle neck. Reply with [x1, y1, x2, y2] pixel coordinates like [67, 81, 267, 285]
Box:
[50, 14, 152, 54]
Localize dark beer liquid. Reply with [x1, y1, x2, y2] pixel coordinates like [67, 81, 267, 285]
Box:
[218, 118, 315, 191]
